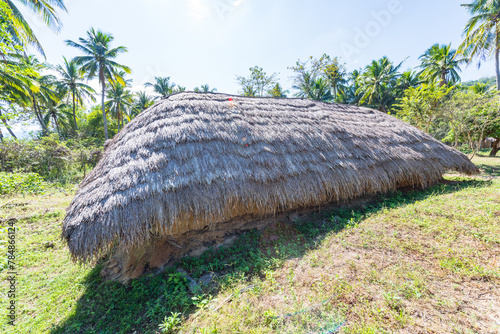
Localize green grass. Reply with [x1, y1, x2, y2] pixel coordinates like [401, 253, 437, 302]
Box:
[1, 155, 500, 333]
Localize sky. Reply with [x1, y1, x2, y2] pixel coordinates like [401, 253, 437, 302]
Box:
[6, 0, 496, 137]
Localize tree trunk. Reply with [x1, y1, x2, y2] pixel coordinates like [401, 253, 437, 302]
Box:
[72, 88, 78, 130]
[101, 81, 109, 140]
[53, 114, 61, 137]
[0, 109, 18, 140]
[439, 72, 446, 87]
[31, 96, 49, 135]
[117, 104, 121, 131]
[490, 138, 500, 156]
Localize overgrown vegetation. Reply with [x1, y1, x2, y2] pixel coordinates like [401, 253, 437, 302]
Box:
[1, 155, 498, 333]
[0, 172, 46, 195]
[0, 135, 101, 184]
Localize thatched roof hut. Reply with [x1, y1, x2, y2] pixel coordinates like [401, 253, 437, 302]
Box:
[62, 92, 478, 281]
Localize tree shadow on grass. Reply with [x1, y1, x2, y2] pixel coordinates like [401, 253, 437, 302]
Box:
[50, 178, 491, 334]
[475, 163, 500, 177]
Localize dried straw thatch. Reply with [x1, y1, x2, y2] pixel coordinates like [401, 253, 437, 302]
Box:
[62, 92, 478, 275]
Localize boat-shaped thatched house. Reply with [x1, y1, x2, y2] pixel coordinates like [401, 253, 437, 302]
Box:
[62, 92, 478, 282]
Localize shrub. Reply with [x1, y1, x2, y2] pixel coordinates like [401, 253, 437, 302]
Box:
[0, 135, 102, 184]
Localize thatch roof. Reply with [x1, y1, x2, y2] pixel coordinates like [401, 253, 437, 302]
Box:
[62, 92, 478, 263]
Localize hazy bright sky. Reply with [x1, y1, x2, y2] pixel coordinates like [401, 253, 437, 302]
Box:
[20, 0, 496, 95]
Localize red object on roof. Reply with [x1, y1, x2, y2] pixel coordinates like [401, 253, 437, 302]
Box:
[228, 98, 233, 101]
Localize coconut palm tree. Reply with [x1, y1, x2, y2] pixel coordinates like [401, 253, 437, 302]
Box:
[145, 77, 176, 99]
[398, 70, 422, 91]
[174, 85, 186, 93]
[307, 78, 333, 102]
[130, 91, 155, 118]
[459, 0, 500, 90]
[194, 84, 217, 93]
[105, 82, 134, 131]
[336, 69, 363, 105]
[18, 55, 57, 135]
[419, 44, 464, 86]
[356, 57, 402, 112]
[42, 92, 72, 137]
[66, 28, 131, 140]
[3, 0, 67, 56]
[54, 57, 96, 130]
[292, 71, 315, 99]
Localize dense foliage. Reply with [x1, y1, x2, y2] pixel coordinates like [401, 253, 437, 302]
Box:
[0, 135, 102, 183]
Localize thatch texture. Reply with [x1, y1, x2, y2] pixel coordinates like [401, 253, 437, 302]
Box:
[62, 92, 478, 264]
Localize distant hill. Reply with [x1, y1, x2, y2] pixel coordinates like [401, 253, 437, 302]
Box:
[462, 76, 496, 87]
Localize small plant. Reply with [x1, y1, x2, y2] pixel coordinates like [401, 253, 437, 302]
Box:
[192, 294, 211, 309]
[382, 291, 404, 312]
[158, 312, 182, 334]
[263, 309, 279, 329]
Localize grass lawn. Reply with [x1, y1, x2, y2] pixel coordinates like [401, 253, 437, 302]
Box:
[1, 155, 499, 333]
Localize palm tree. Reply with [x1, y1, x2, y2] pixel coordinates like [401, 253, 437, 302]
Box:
[130, 91, 155, 118]
[174, 85, 186, 93]
[105, 82, 134, 131]
[356, 57, 402, 112]
[336, 69, 363, 105]
[42, 92, 73, 137]
[398, 70, 422, 91]
[66, 28, 131, 140]
[145, 77, 176, 99]
[194, 84, 217, 93]
[470, 82, 491, 94]
[459, 0, 500, 90]
[308, 78, 333, 102]
[54, 57, 96, 130]
[19, 55, 56, 135]
[419, 44, 464, 86]
[3, 0, 67, 56]
[292, 71, 315, 99]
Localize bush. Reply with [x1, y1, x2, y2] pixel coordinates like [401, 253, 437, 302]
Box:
[0, 135, 102, 184]
[0, 172, 47, 195]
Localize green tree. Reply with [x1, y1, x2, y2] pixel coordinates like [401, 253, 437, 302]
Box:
[145, 77, 176, 99]
[458, 0, 500, 90]
[0, 21, 38, 140]
[398, 70, 422, 91]
[105, 82, 133, 131]
[2, 0, 67, 56]
[419, 44, 464, 86]
[130, 91, 154, 118]
[54, 57, 96, 130]
[290, 54, 346, 101]
[356, 57, 402, 112]
[268, 83, 288, 98]
[42, 90, 73, 138]
[442, 90, 500, 156]
[66, 28, 130, 140]
[236, 66, 278, 97]
[309, 78, 334, 102]
[20, 55, 57, 135]
[194, 84, 217, 93]
[469, 82, 491, 94]
[336, 69, 363, 105]
[395, 83, 452, 136]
